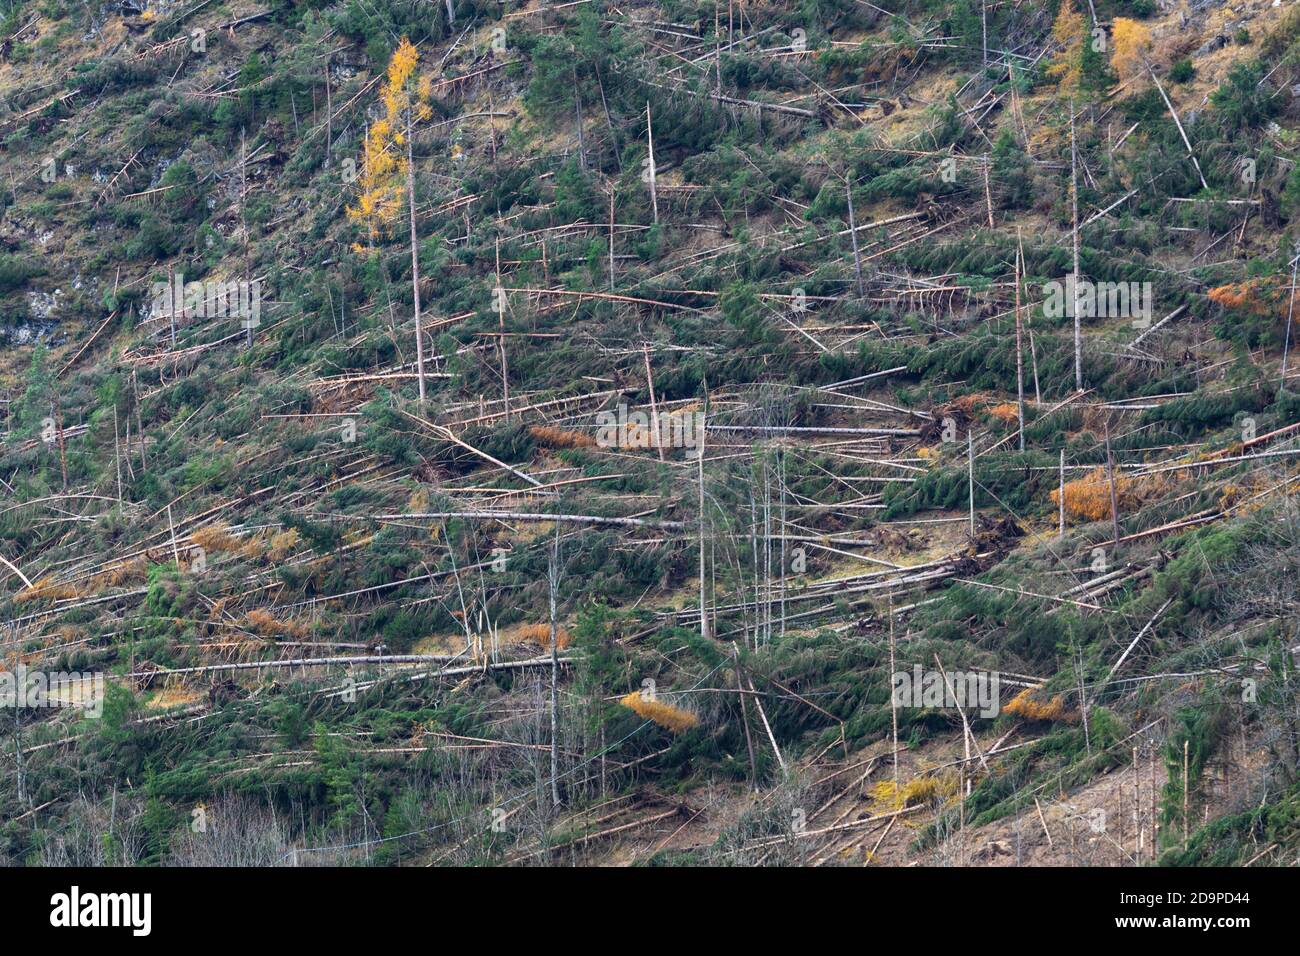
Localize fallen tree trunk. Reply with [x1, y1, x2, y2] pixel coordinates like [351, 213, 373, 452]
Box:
[376, 510, 685, 529]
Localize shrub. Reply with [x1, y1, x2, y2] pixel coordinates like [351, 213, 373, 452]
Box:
[1168, 59, 1195, 83]
[619, 690, 699, 733]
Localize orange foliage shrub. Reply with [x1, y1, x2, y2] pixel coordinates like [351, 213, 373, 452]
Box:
[528, 425, 595, 449]
[989, 402, 1020, 424]
[14, 576, 81, 604]
[511, 622, 572, 649]
[192, 522, 242, 553]
[619, 690, 699, 733]
[1209, 279, 1300, 319]
[243, 609, 307, 639]
[1049, 466, 1136, 521]
[1003, 689, 1076, 722]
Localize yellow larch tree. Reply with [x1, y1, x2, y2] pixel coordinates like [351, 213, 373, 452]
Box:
[347, 38, 433, 253]
[1110, 17, 1153, 85]
[347, 37, 435, 403]
[1046, 0, 1086, 95]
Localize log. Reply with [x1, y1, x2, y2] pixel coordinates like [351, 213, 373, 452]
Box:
[130, 654, 469, 677]
[1099, 598, 1172, 691]
[395, 408, 542, 487]
[376, 510, 685, 529]
[1147, 62, 1208, 191]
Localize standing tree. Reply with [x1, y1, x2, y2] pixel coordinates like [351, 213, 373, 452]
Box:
[547, 526, 563, 808]
[348, 38, 434, 402]
[1046, 0, 1087, 96]
[1110, 18, 1153, 85]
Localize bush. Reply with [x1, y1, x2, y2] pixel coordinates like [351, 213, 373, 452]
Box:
[1168, 59, 1194, 83]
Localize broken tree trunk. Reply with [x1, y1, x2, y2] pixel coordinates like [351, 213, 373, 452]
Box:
[1070, 101, 1083, 392]
[646, 101, 659, 225]
[407, 112, 427, 406]
[379, 510, 685, 529]
[1148, 61, 1209, 191]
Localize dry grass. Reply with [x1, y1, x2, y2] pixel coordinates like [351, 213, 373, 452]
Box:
[507, 622, 572, 649]
[90, 557, 147, 589]
[528, 425, 595, 449]
[242, 608, 308, 639]
[265, 528, 301, 562]
[870, 772, 959, 810]
[14, 575, 81, 604]
[191, 522, 243, 553]
[1050, 466, 1137, 521]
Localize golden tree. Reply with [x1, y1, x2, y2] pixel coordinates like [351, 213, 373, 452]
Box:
[1110, 18, 1152, 85]
[347, 38, 433, 253]
[1046, 0, 1086, 94]
[347, 37, 435, 403]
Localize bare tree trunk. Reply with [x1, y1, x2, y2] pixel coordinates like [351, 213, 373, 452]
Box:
[645, 102, 659, 225]
[1280, 250, 1299, 396]
[967, 429, 976, 538]
[749, 473, 759, 651]
[1015, 231, 1025, 451]
[548, 529, 561, 808]
[1059, 448, 1066, 538]
[981, 0, 987, 65]
[1105, 416, 1120, 548]
[495, 240, 509, 419]
[407, 113, 427, 406]
[573, 71, 586, 170]
[53, 394, 68, 491]
[1133, 746, 1141, 863]
[845, 178, 864, 298]
[733, 643, 758, 789]
[133, 369, 146, 472]
[324, 55, 332, 163]
[1070, 101, 1082, 392]
[643, 343, 665, 461]
[713, 4, 722, 93]
[608, 187, 616, 290]
[241, 128, 252, 348]
[113, 404, 123, 503]
[1148, 61, 1208, 191]
[11, 656, 25, 807]
[698, 384, 710, 641]
[983, 155, 993, 227]
[888, 592, 898, 788]
[778, 449, 786, 639]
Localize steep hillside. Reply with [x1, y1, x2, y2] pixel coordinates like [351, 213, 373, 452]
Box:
[2, 0, 1300, 867]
